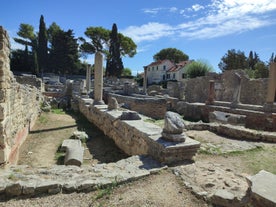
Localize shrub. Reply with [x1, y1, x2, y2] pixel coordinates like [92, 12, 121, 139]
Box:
[185, 60, 213, 78]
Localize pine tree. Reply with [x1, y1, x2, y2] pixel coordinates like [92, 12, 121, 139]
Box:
[105, 23, 124, 77]
[38, 15, 48, 75]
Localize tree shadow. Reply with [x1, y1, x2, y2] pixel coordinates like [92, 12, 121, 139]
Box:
[30, 124, 77, 134]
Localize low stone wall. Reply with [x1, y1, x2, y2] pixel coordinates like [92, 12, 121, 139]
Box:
[77, 97, 200, 164]
[0, 27, 43, 164]
[176, 101, 276, 132]
[108, 93, 167, 119]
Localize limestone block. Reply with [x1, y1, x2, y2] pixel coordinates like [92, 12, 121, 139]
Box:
[63, 139, 84, 166]
[248, 170, 276, 207]
[35, 180, 61, 195]
[5, 183, 22, 196]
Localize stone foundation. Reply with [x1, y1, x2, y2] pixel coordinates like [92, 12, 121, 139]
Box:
[77, 97, 200, 164]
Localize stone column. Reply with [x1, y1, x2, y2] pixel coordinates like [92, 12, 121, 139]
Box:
[231, 72, 242, 107]
[85, 64, 91, 93]
[93, 52, 104, 105]
[206, 80, 215, 105]
[143, 66, 147, 94]
[266, 62, 276, 104]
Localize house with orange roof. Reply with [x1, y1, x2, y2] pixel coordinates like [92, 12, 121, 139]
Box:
[166, 60, 192, 81]
[144, 60, 192, 85]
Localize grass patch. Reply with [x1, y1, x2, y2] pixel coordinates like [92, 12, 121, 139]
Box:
[55, 144, 65, 165]
[94, 180, 118, 200]
[38, 115, 48, 124]
[51, 108, 65, 114]
[144, 118, 164, 127]
[227, 146, 276, 174]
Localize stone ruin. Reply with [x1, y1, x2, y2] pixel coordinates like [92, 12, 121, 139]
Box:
[0, 26, 275, 207]
[0, 26, 43, 165]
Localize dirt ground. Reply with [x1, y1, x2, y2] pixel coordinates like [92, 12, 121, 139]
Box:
[6, 110, 276, 207]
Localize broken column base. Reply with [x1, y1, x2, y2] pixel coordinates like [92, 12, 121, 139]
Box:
[161, 132, 187, 142]
[150, 136, 201, 165]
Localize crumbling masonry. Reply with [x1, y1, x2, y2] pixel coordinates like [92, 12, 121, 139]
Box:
[0, 26, 43, 164]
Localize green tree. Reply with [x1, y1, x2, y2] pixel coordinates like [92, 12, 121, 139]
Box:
[153, 48, 189, 63]
[80, 24, 137, 77]
[38, 15, 48, 75]
[122, 68, 132, 76]
[248, 51, 260, 70]
[10, 48, 34, 72]
[106, 23, 124, 77]
[47, 22, 61, 45]
[49, 29, 80, 75]
[14, 23, 39, 74]
[254, 62, 269, 78]
[218, 49, 248, 72]
[184, 60, 213, 78]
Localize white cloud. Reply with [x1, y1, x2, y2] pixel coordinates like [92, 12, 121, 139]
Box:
[169, 7, 178, 13]
[192, 4, 204, 12]
[127, 0, 276, 43]
[142, 8, 162, 15]
[121, 22, 175, 43]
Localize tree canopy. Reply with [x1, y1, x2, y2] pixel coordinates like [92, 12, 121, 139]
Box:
[218, 49, 270, 78]
[153, 48, 189, 63]
[80, 24, 137, 77]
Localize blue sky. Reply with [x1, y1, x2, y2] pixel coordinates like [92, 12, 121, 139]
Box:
[1, 0, 276, 74]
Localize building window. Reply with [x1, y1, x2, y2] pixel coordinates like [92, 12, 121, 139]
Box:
[148, 68, 150, 72]
[173, 74, 175, 79]
[167, 74, 170, 79]
[163, 65, 166, 70]
[163, 74, 166, 80]
[152, 67, 154, 71]
[182, 73, 186, 79]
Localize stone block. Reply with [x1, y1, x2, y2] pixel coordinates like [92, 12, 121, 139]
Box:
[5, 183, 22, 196]
[248, 170, 276, 207]
[35, 181, 61, 195]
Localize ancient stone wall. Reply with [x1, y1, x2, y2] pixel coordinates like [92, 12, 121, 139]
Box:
[168, 70, 268, 105]
[77, 97, 200, 164]
[108, 93, 167, 119]
[0, 27, 43, 164]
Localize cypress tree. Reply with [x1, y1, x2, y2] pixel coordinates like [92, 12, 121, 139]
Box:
[106, 23, 123, 77]
[38, 15, 48, 75]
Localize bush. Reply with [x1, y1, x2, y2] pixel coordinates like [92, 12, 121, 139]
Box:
[185, 60, 213, 78]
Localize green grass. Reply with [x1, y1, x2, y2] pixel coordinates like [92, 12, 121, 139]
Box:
[94, 180, 118, 200]
[51, 108, 66, 114]
[230, 146, 276, 174]
[144, 118, 164, 127]
[38, 115, 48, 124]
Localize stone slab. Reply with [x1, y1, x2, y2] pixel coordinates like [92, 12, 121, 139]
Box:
[248, 170, 276, 207]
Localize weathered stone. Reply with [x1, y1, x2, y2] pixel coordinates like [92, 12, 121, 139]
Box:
[162, 111, 186, 142]
[72, 131, 88, 142]
[210, 189, 235, 207]
[5, 183, 22, 196]
[162, 111, 184, 134]
[248, 170, 276, 207]
[62, 139, 84, 166]
[120, 111, 141, 120]
[35, 181, 61, 195]
[161, 132, 186, 142]
[21, 180, 36, 195]
[108, 97, 119, 110]
[93, 51, 104, 105]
